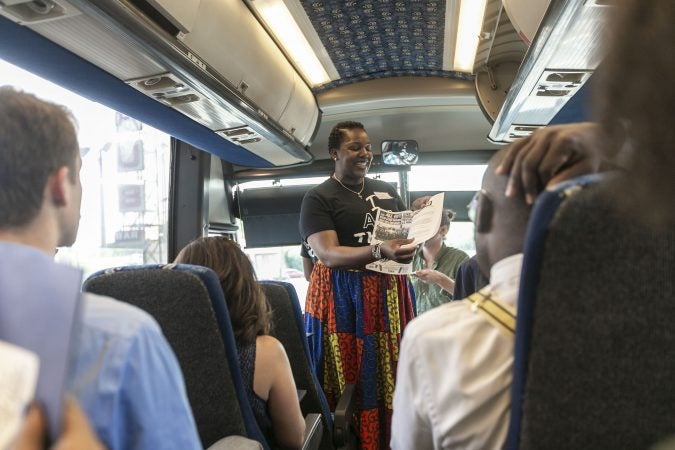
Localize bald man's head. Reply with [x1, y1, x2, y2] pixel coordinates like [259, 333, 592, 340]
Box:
[474, 149, 532, 278]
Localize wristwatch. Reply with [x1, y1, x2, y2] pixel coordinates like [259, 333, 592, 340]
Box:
[371, 243, 382, 260]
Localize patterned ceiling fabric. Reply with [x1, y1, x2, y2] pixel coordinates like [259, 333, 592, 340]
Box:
[301, 0, 472, 92]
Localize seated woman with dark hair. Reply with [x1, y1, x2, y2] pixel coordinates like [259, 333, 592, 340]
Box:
[175, 236, 305, 449]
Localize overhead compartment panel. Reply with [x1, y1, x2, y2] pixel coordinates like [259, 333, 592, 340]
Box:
[0, 0, 318, 167]
[145, 0, 201, 33]
[488, 0, 609, 143]
[278, 71, 321, 145]
[176, 0, 295, 123]
[502, 0, 551, 45]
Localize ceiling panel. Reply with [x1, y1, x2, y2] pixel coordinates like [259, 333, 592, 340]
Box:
[299, 0, 471, 91]
[311, 76, 500, 158]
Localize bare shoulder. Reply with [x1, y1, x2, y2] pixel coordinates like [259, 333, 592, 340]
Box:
[255, 335, 289, 364]
[256, 334, 284, 351]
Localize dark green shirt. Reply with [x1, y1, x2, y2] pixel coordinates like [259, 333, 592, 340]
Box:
[411, 243, 470, 314]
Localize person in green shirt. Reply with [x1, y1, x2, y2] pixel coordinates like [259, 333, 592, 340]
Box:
[411, 209, 470, 314]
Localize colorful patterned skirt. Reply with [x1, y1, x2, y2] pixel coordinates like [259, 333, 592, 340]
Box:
[304, 262, 416, 450]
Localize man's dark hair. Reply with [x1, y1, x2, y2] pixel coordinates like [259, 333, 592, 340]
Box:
[0, 87, 79, 228]
[328, 120, 365, 152]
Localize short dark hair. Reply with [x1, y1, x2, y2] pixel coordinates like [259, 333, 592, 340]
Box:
[0, 87, 79, 228]
[175, 236, 272, 344]
[328, 120, 365, 152]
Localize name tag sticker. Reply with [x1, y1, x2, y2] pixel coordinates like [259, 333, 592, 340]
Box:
[374, 191, 393, 200]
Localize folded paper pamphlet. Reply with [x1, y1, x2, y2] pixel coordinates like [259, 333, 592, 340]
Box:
[0, 340, 39, 450]
[366, 192, 444, 274]
[0, 242, 83, 444]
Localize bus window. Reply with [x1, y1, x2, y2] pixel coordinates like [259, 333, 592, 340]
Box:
[240, 244, 309, 307]
[409, 164, 488, 256]
[235, 178, 323, 307]
[234, 171, 403, 307]
[0, 59, 171, 278]
[409, 165, 486, 191]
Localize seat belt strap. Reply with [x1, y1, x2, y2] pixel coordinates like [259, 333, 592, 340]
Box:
[465, 288, 516, 337]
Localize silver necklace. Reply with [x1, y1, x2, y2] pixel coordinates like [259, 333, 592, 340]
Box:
[332, 174, 365, 199]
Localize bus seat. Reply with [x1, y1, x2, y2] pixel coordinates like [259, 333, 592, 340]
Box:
[179, 266, 324, 450]
[506, 175, 675, 449]
[260, 281, 356, 450]
[83, 264, 267, 449]
[85, 264, 323, 450]
[206, 435, 263, 450]
[505, 173, 605, 450]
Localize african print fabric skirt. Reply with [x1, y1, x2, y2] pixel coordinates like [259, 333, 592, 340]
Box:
[305, 262, 415, 450]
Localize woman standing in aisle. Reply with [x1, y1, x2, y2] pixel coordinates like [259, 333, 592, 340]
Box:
[300, 121, 417, 450]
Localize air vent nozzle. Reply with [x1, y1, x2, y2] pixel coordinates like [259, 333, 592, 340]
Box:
[126, 73, 200, 107]
[216, 126, 264, 146]
[506, 124, 542, 142]
[0, 0, 79, 23]
[533, 71, 591, 98]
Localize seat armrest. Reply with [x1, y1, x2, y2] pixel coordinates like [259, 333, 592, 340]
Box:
[333, 384, 356, 449]
[206, 436, 263, 450]
[301, 413, 323, 450]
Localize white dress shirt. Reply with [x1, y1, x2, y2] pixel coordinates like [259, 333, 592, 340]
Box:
[391, 254, 523, 450]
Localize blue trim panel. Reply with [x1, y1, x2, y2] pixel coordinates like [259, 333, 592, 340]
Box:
[549, 78, 593, 125]
[0, 15, 273, 168]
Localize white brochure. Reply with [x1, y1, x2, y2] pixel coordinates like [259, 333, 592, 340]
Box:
[366, 192, 445, 274]
[0, 340, 39, 450]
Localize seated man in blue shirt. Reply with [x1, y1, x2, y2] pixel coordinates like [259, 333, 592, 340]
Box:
[0, 87, 201, 450]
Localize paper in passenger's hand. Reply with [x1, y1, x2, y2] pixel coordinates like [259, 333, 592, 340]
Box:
[0, 242, 83, 443]
[405, 192, 445, 245]
[0, 340, 39, 450]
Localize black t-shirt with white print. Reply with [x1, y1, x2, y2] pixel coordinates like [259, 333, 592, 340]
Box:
[299, 177, 405, 251]
[300, 239, 318, 263]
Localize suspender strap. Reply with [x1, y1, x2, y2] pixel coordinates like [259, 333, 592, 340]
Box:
[466, 288, 516, 337]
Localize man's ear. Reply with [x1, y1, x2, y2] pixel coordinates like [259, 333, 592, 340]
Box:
[329, 149, 338, 161]
[475, 194, 493, 234]
[439, 224, 449, 236]
[48, 166, 71, 207]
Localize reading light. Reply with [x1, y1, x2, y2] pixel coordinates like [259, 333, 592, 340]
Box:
[250, 0, 331, 87]
[454, 0, 488, 73]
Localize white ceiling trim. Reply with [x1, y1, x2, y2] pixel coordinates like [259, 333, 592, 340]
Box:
[442, 0, 460, 70]
[282, 0, 340, 81]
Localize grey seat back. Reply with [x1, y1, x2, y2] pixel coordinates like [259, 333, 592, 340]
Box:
[260, 281, 335, 449]
[84, 264, 249, 449]
[519, 184, 675, 449]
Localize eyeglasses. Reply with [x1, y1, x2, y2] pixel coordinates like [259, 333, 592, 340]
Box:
[467, 189, 488, 223]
